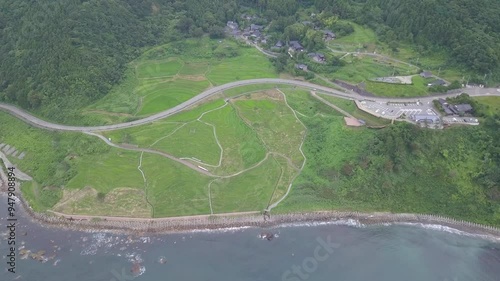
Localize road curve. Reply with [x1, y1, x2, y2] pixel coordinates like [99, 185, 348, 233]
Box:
[1, 78, 499, 132]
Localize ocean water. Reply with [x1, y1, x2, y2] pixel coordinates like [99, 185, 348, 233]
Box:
[1, 196, 499, 281]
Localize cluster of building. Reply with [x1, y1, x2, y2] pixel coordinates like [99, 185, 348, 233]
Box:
[227, 20, 270, 43]
[419, 71, 447, 87]
[437, 98, 473, 116]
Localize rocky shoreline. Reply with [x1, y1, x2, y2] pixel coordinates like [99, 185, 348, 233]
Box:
[1, 168, 499, 240]
[4, 190, 498, 241]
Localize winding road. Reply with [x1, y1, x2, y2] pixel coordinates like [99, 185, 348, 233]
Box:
[1, 78, 498, 133]
[1, 78, 499, 216]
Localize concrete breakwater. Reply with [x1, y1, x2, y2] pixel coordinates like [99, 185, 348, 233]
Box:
[11, 192, 500, 238]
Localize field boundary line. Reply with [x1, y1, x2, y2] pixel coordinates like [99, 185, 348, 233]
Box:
[266, 155, 285, 210]
[137, 151, 155, 217]
[267, 89, 309, 211]
[84, 132, 215, 176]
[149, 123, 188, 147]
[207, 179, 216, 215]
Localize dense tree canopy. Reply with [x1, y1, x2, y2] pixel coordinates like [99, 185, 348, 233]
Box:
[0, 0, 236, 122]
[358, 0, 500, 74]
[1, 0, 499, 122]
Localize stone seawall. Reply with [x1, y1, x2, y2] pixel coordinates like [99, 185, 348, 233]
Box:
[12, 192, 500, 239]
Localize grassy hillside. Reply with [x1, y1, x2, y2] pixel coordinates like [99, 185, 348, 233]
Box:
[276, 89, 500, 225]
[0, 0, 244, 124]
[83, 38, 277, 124]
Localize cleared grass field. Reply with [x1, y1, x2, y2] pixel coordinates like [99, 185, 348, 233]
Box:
[141, 153, 212, 217]
[86, 37, 277, 123]
[332, 21, 378, 46]
[234, 91, 306, 168]
[91, 89, 308, 215]
[333, 56, 418, 83]
[210, 157, 281, 213]
[53, 187, 151, 218]
[268, 155, 298, 205]
[102, 100, 226, 148]
[474, 96, 500, 116]
[104, 122, 182, 146]
[66, 149, 144, 194]
[137, 79, 211, 116]
[206, 50, 277, 85]
[178, 61, 210, 76]
[136, 59, 183, 78]
[365, 75, 430, 97]
[201, 105, 267, 175]
[153, 121, 221, 165]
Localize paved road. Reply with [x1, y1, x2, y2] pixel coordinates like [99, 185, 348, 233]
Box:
[0, 79, 499, 132]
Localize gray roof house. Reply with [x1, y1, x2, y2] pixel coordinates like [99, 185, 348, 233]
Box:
[274, 40, 284, 48]
[428, 79, 446, 86]
[308, 52, 326, 63]
[289, 41, 304, 52]
[413, 114, 440, 123]
[323, 30, 336, 41]
[295, 64, 308, 71]
[250, 30, 262, 38]
[438, 98, 455, 115]
[454, 104, 473, 114]
[420, 71, 433, 78]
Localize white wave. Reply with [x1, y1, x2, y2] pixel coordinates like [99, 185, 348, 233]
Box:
[189, 226, 252, 234]
[396, 222, 500, 242]
[274, 219, 366, 229]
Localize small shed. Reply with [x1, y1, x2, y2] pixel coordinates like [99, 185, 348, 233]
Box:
[420, 71, 433, 78]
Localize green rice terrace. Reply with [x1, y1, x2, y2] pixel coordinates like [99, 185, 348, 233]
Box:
[1, 88, 309, 218]
[82, 38, 278, 125]
[1, 34, 500, 225]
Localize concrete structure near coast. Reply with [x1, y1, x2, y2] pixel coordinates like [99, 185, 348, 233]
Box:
[6, 189, 500, 241]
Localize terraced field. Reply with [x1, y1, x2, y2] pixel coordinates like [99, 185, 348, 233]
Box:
[29, 89, 305, 217]
[85, 37, 277, 122]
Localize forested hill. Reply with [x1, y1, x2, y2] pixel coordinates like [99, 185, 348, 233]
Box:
[2, 0, 500, 122]
[0, 0, 237, 123]
[0, 1, 152, 121]
[355, 0, 500, 74]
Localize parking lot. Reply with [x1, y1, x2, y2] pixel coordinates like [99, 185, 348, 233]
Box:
[357, 100, 439, 120]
